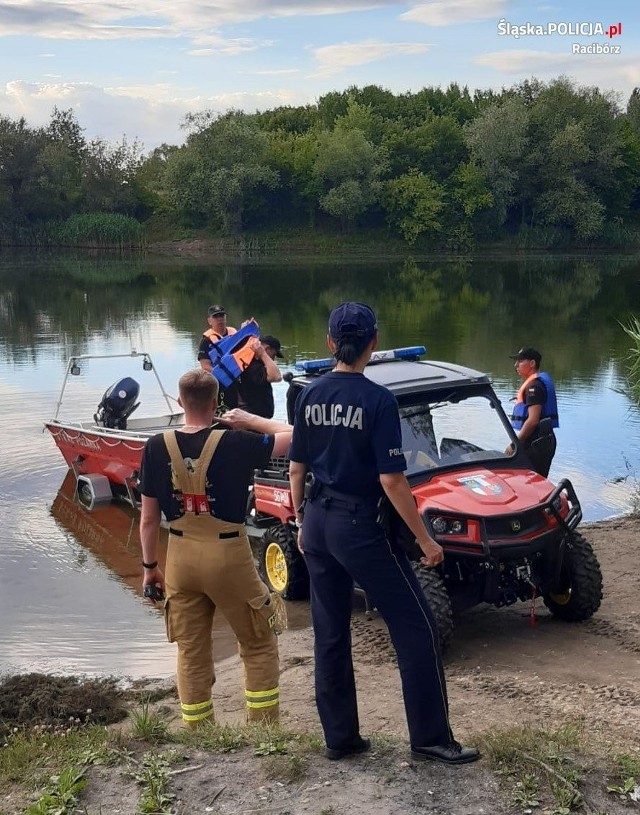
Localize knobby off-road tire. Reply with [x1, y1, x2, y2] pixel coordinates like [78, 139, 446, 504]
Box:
[258, 524, 310, 601]
[411, 563, 454, 652]
[543, 531, 603, 621]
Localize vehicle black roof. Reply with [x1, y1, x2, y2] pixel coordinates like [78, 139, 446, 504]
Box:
[291, 359, 491, 398]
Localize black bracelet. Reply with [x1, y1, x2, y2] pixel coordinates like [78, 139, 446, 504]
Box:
[142, 560, 158, 569]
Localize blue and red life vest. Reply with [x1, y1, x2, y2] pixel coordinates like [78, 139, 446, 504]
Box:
[207, 322, 259, 388]
[510, 371, 559, 431]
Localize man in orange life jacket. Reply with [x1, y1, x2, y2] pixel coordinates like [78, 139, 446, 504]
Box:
[198, 305, 239, 408]
[509, 346, 559, 478]
[139, 368, 292, 727]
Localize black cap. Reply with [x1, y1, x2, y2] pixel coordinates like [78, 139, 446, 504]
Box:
[207, 305, 226, 317]
[510, 346, 542, 365]
[328, 302, 378, 341]
[260, 334, 284, 358]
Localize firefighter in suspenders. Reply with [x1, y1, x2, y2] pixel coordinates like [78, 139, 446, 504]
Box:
[139, 368, 292, 726]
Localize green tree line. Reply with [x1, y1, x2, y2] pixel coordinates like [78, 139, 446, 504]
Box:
[2, 77, 640, 249]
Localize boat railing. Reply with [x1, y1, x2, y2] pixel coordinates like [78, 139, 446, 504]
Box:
[53, 350, 178, 421]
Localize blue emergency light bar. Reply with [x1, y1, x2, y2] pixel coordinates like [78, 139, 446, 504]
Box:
[295, 346, 426, 372]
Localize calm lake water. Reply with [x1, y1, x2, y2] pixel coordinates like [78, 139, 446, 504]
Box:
[1, 249, 640, 679]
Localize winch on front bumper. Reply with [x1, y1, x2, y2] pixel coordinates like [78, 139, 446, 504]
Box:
[421, 479, 583, 609]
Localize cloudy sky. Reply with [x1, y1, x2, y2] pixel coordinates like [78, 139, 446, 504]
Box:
[0, 0, 636, 151]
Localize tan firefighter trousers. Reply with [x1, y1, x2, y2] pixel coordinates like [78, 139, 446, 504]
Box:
[163, 430, 280, 726]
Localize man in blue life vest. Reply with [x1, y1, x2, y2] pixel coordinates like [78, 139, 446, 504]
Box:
[509, 346, 559, 477]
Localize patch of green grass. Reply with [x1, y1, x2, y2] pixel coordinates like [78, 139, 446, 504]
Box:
[606, 752, 640, 803]
[478, 723, 586, 814]
[262, 752, 307, 784]
[613, 752, 640, 779]
[512, 773, 541, 810]
[176, 719, 322, 756]
[26, 767, 87, 815]
[621, 316, 640, 407]
[177, 721, 248, 753]
[130, 751, 175, 815]
[0, 726, 116, 788]
[129, 698, 171, 743]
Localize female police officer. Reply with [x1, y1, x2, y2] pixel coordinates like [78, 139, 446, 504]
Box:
[289, 302, 479, 765]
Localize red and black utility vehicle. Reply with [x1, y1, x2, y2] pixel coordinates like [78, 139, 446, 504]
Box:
[245, 347, 603, 649]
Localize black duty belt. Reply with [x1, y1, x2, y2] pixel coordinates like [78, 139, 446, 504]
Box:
[169, 527, 240, 539]
[312, 483, 378, 512]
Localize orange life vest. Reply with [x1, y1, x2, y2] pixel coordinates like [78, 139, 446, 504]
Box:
[203, 326, 237, 342]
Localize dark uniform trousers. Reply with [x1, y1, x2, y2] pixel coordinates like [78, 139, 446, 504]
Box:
[303, 486, 454, 751]
[525, 431, 557, 478]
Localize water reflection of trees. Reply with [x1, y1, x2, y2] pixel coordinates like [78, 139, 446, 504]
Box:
[0, 252, 639, 375]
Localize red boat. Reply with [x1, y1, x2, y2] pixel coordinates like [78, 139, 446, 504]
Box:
[45, 351, 184, 507]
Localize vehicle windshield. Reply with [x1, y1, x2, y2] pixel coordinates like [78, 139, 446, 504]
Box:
[399, 392, 514, 476]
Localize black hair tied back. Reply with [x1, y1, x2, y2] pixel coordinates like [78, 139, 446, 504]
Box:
[335, 332, 369, 365]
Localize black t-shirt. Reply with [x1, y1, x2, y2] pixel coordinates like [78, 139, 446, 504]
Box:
[523, 378, 547, 446]
[524, 378, 546, 407]
[237, 358, 274, 418]
[139, 423, 274, 522]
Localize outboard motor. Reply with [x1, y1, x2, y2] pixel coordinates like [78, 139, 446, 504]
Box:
[94, 377, 140, 429]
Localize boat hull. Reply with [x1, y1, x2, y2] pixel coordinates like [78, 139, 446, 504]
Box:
[46, 421, 147, 488]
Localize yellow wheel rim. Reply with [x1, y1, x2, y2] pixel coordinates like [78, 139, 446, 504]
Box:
[549, 588, 571, 605]
[265, 542, 288, 593]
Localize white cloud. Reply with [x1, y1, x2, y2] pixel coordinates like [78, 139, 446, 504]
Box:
[310, 39, 430, 77]
[0, 1, 407, 42]
[0, 80, 306, 149]
[475, 49, 571, 73]
[243, 68, 301, 76]
[619, 65, 640, 85]
[401, 0, 510, 26]
[473, 50, 637, 104]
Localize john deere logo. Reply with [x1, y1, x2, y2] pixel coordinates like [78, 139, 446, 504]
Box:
[511, 519, 521, 532]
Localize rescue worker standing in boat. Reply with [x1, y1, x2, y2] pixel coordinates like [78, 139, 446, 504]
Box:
[139, 368, 292, 727]
[288, 302, 479, 765]
[509, 346, 559, 477]
[198, 305, 239, 409]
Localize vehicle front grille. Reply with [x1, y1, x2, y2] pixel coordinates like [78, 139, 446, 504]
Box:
[485, 507, 546, 538]
[255, 456, 291, 480]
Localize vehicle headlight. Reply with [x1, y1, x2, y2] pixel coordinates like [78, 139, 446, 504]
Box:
[429, 515, 467, 536]
[432, 516, 448, 534]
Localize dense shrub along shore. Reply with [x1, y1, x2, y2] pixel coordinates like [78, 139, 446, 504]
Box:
[2, 76, 640, 250]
